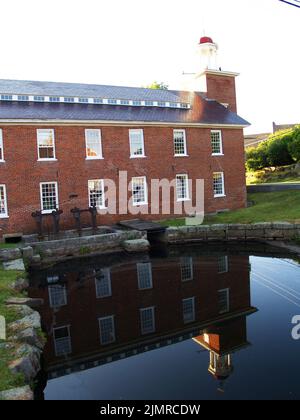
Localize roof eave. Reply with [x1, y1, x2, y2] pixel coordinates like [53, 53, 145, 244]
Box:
[0, 118, 250, 128]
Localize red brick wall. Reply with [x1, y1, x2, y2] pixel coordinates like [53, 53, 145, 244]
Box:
[206, 74, 237, 113]
[0, 124, 246, 237]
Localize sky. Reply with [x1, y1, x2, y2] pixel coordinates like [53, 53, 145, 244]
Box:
[0, 0, 299, 134]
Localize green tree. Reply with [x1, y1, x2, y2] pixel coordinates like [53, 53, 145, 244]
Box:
[287, 126, 300, 162]
[267, 132, 294, 167]
[246, 142, 269, 171]
[145, 81, 169, 90]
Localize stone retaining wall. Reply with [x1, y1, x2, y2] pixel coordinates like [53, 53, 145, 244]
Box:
[165, 223, 300, 243]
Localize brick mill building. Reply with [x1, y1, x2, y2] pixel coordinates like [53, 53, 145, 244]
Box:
[0, 37, 249, 240]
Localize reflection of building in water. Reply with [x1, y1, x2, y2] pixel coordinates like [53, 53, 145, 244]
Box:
[28, 250, 256, 379]
[193, 317, 250, 386]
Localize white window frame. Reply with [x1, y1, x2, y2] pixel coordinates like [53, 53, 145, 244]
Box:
[131, 176, 148, 206]
[211, 130, 223, 156]
[182, 297, 195, 324]
[137, 262, 153, 290]
[40, 182, 59, 214]
[180, 257, 193, 282]
[98, 315, 116, 345]
[0, 129, 4, 162]
[53, 325, 72, 356]
[48, 284, 67, 308]
[176, 174, 190, 202]
[218, 288, 230, 314]
[0, 185, 8, 218]
[218, 256, 229, 274]
[85, 129, 103, 160]
[88, 179, 106, 209]
[37, 129, 56, 161]
[129, 129, 145, 158]
[173, 129, 188, 157]
[95, 268, 112, 298]
[213, 172, 225, 198]
[140, 306, 155, 335]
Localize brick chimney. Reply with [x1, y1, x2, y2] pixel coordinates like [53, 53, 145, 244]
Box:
[196, 36, 239, 113]
[202, 70, 239, 113]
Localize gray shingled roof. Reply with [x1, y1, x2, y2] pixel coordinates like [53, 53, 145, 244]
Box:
[0, 79, 183, 102]
[0, 95, 249, 126]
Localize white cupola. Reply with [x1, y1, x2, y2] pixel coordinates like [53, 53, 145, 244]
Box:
[197, 36, 219, 71]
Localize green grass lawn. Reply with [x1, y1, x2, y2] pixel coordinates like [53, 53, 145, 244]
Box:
[0, 265, 26, 392]
[0, 242, 22, 249]
[161, 190, 300, 226]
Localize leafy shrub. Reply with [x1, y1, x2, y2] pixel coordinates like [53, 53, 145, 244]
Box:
[288, 127, 300, 162]
[267, 134, 294, 167]
[246, 143, 269, 171]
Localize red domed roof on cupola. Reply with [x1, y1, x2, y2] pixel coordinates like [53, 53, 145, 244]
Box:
[199, 36, 214, 44]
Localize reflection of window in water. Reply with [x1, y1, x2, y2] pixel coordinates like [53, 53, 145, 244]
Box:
[48, 284, 67, 308]
[218, 288, 230, 314]
[47, 275, 59, 284]
[180, 257, 193, 282]
[95, 268, 112, 298]
[53, 326, 72, 356]
[218, 256, 229, 274]
[140, 307, 155, 334]
[99, 316, 116, 345]
[182, 297, 195, 323]
[137, 263, 153, 290]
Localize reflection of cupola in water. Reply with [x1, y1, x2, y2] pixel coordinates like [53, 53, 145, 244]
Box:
[193, 317, 251, 385]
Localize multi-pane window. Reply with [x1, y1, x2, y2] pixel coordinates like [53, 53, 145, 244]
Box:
[140, 307, 155, 334]
[40, 182, 58, 213]
[213, 172, 225, 197]
[180, 257, 193, 282]
[37, 129, 56, 160]
[53, 326, 72, 356]
[132, 177, 147, 205]
[79, 97, 89, 103]
[218, 289, 230, 314]
[85, 129, 103, 159]
[18, 95, 29, 101]
[0, 185, 8, 218]
[95, 268, 112, 298]
[99, 316, 116, 345]
[174, 130, 187, 156]
[129, 129, 145, 157]
[88, 179, 105, 209]
[137, 262, 153, 290]
[47, 275, 59, 284]
[64, 97, 75, 103]
[211, 130, 223, 155]
[34, 96, 45, 102]
[176, 174, 189, 201]
[49, 96, 60, 102]
[1, 95, 12, 101]
[48, 284, 67, 308]
[0, 129, 4, 161]
[182, 297, 195, 324]
[218, 256, 229, 274]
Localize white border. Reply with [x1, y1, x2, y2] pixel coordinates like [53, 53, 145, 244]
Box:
[0, 184, 8, 218]
[37, 128, 57, 161]
[85, 129, 103, 160]
[40, 181, 59, 214]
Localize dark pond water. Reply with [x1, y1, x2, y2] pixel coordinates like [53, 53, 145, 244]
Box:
[28, 243, 300, 400]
